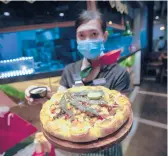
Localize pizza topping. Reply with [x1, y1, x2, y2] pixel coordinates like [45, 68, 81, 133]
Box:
[50, 117, 54, 121]
[50, 104, 56, 113]
[52, 116, 57, 120]
[107, 106, 112, 112]
[60, 95, 73, 117]
[71, 99, 99, 116]
[72, 91, 89, 96]
[66, 92, 99, 116]
[89, 99, 107, 105]
[99, 107, 109, 116]
[67, 103, 72, 110]
[90, 105, 100, 110]
[90, 117, 97, 124]
[112, 103, 122, 109]
[98, 115, 104, 120]
[54, 109, 66, 119]
[109, 109, 116, 116]
[51, 109, 55, 114]
[55, 108, 61, 114]
[71, 118, 78, 124]
[65, 114, 71, 120]
[84, 116, 90, 122]
[52, 89, 120, 121]
[87, 91, 103, 100]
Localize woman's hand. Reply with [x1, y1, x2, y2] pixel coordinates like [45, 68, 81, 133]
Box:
[25, 85, 52, 105]
[34, 132, 52, 153]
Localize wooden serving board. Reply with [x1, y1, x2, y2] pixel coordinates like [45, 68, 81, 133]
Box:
[42, 112, 133, 153]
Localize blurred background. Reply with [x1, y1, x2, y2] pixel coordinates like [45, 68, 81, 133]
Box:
[0, 1, 167, 156]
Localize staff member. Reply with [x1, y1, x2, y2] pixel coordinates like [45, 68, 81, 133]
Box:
[26, 10, 130, 156]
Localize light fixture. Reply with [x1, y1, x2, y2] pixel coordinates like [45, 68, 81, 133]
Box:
[0, 57, 33, 64]
[160, 26, 165, 30]
[21, 66, 27, 71]
[25, 0, 36, 3]
[155, 16, 159, 19]
[36, 29, 43, 32]
[59, 13, 64, 17]
[108, 21, 113, 25]
[4, 12, 10, 16]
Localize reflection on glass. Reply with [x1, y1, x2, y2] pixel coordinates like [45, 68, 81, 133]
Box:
[0, 26, 133, 79]
[0, 27, 83, 77]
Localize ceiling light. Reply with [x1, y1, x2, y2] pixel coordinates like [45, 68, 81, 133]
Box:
[59, 13, 64, 17]
[160, 26, 165, 30]
[108, 21, 112, 25]
[155, 16, 159, 19]
[4, 12, 10, 16]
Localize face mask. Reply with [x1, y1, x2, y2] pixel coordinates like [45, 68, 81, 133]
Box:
[77, 39, 105, 60]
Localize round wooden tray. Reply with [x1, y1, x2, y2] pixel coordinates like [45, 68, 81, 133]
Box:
[41, 112, 133, 153]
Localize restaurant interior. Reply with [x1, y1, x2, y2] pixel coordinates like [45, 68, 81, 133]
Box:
[0, 1, 167, 156]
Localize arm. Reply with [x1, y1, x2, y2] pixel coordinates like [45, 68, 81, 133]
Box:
[58, 66, 70, 92]
[57, 85, 67, 93]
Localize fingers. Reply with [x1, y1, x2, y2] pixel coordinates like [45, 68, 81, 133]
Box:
[46, 86, 51, 92]
[42, 140, 52, 153]
[25, 85, 52, 105]
[27, 98, 47, 105]
[46, 91, 52, 99]
[25, 85, 37, 97]
[35, 132, 52, 153]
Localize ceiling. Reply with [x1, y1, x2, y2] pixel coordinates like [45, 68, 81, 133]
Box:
[0, 1, 87, 28]
[153, 1, 167, 21]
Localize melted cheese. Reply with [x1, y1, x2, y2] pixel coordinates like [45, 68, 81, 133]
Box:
[100, 107, 109, 115]
[70, 122, 91, 135]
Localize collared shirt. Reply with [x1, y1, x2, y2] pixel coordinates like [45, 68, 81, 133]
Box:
[60, 59, 130, 92]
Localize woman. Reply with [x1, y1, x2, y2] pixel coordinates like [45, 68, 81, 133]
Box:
[26, 10, 130, 156]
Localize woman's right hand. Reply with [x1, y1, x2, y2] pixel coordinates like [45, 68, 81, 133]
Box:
[25, 85, 52, 105]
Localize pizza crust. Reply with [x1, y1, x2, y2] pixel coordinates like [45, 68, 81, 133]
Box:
[40, 86, 132, 142]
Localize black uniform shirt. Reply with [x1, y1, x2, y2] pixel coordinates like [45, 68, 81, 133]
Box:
[60, 60, 130, 92]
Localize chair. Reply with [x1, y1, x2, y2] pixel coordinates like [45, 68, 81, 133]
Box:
[145, 52, 163, 81]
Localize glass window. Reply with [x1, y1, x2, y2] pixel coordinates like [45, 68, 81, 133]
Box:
[0, 27, 82, 78]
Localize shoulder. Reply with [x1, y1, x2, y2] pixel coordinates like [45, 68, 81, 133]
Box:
[114, 64, 129, 80]
[60, 60, 82, 88]
[107, 64, 130, 91]
[63, 60, 82, 73]
[105, 63, 128, 76]
[64, 60, 82, 72]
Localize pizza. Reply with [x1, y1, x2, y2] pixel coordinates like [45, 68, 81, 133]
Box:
[40, 86, 131, 142]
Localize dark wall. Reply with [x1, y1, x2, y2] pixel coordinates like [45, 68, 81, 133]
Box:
[147, 1, 154, 54]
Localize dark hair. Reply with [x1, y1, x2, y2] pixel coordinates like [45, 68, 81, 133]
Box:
[159, 36, 164, 39]
[75, 10, 106, 33]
